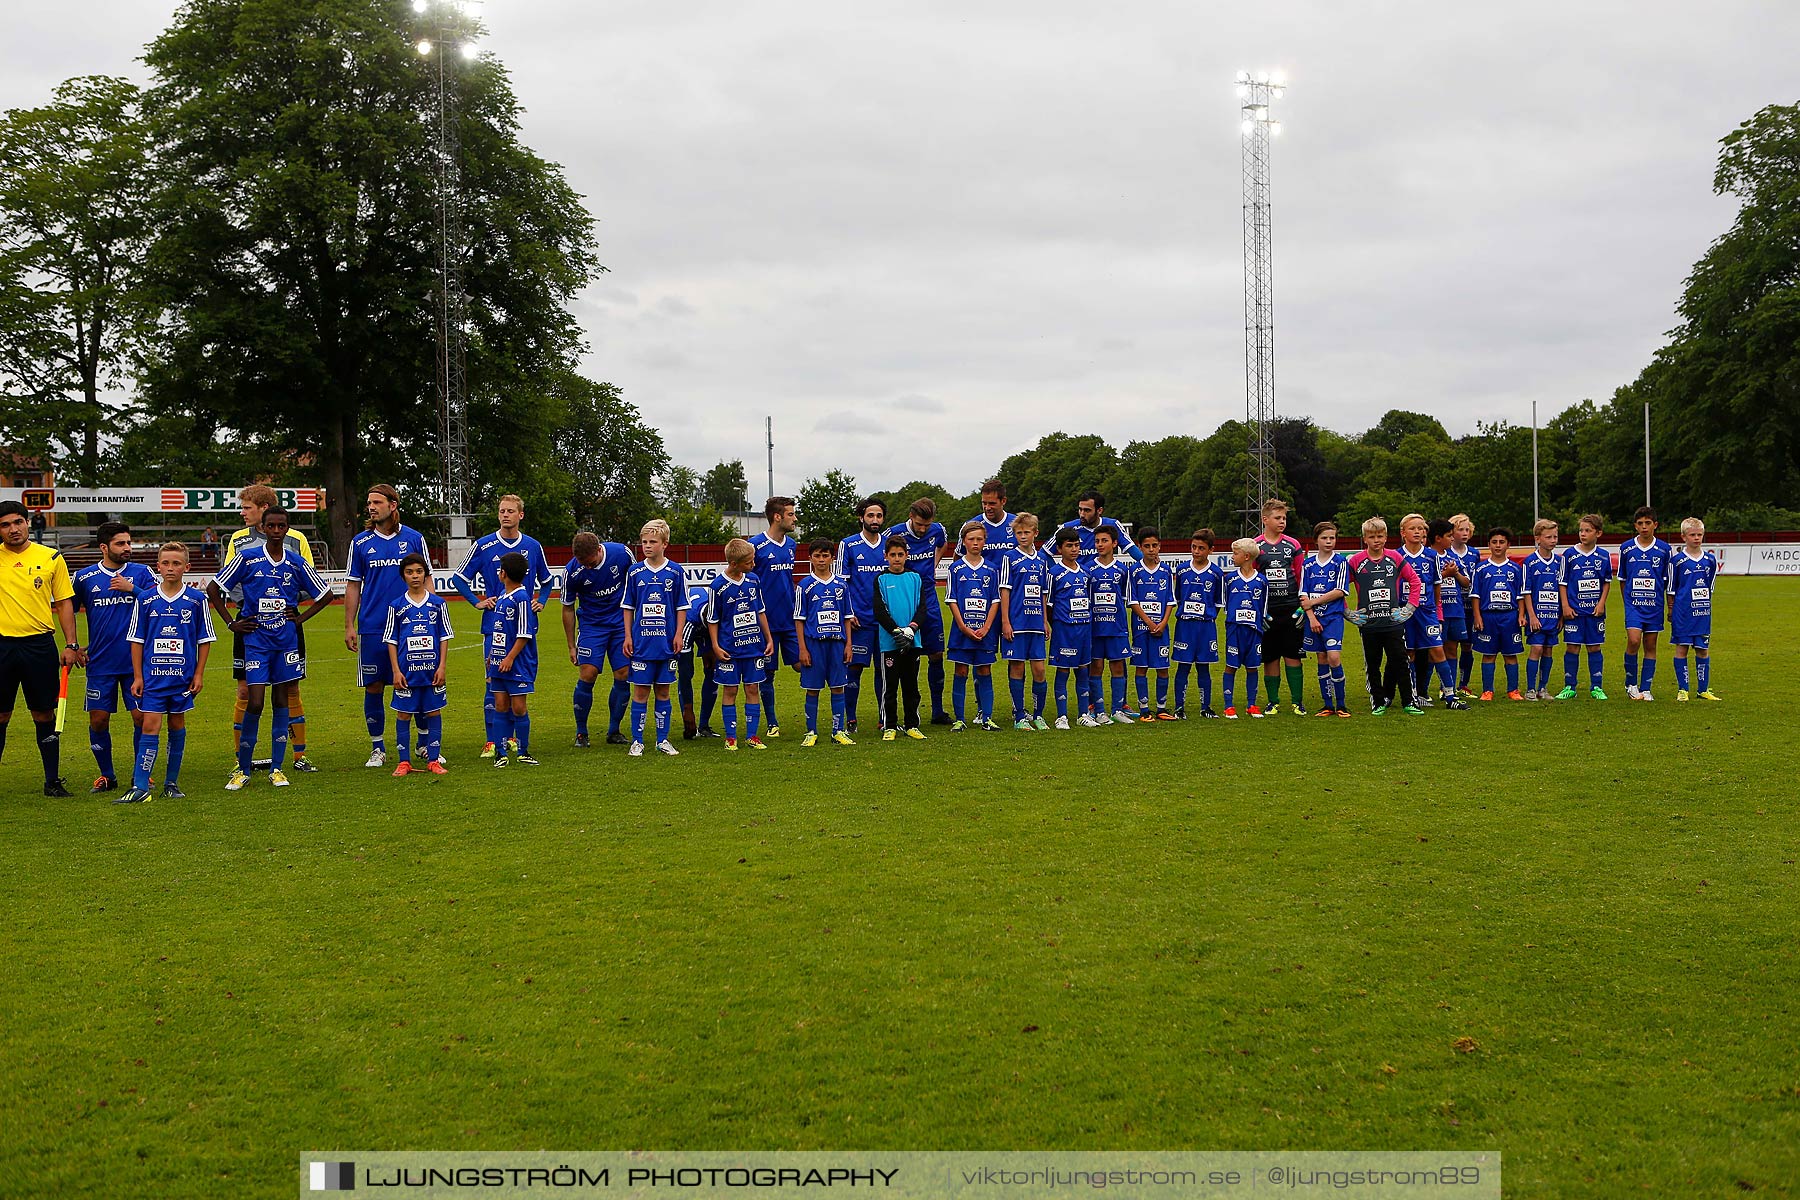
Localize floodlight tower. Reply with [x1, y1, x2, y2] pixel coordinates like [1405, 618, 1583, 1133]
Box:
[1237, 69, 1285, 532]
[413, 0, 484, 559]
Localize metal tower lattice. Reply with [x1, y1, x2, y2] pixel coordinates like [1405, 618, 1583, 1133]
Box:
[1237, 70, 1285, 531]
[431, 14, 471, 533]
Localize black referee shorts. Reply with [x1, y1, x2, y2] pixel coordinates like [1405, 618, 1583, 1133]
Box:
[1261, 605, 1305, 662]
[0, 632, 61, 714]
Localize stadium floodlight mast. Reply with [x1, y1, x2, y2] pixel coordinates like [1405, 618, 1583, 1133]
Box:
[1237, 68, 1285, 533]
[412, 0, 485, 561]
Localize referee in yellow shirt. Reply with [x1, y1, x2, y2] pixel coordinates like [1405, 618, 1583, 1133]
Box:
[0, 501, 81, 796]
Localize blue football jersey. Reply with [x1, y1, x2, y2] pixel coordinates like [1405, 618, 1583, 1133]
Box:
[1443, 543, 1481, 617]
[622, 560, 688, 660]
[213, 544, 330, 637]
[835, 533, 889, 622]
[707, 572, 768, 658]
[563, 542, 635, 631]
[1072, 516, 1138, 563]
[486, 585, 538, 677]
[1559, 544, 1612, 616]
[1174, 558, 1226, 621]
[748, 533, 798, 632]
[348, 525, 429, 633]
[456, 531, 552, 603]
[997, 546, 1052, 633]
[1224, 570, 1269, 629]
[382, 593, 454, 688]
[1047, 560, 1093, 626]
[1399, 545, 1442, 618]
[1668, 550, 1719, 626]
[73, 561, 158, 675]
[1130, 561, 1176, 631]
[1472, 559, 1524, 612]
[883, 521, 947, 586]
[1522, 550, 1562, 623]
[946, 555, 1001, 638]
[976, 512, 1017, 568]
[1086, 556, 1133, 636]
[1619, 537, 1672, 614]
[128, 586, 216, 687]
[795, 572, 851, 641]
[1300, 553, 1349, 618]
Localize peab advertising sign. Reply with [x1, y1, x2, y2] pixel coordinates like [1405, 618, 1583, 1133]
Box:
[0, 486, 324, 513]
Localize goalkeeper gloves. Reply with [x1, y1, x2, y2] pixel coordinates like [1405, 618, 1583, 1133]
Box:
[1393, 603, 1416, 624]
[1347, 608, 1368, 627]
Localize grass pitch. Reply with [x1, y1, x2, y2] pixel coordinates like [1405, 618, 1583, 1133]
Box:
[3, 578, 1796, 1197]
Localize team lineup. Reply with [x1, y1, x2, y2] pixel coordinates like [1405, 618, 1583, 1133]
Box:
[53, 480, 1724, 801]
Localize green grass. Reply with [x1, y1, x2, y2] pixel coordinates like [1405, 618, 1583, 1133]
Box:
[3, 579, 1796, 1198]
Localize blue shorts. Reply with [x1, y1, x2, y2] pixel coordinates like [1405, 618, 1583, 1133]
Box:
[576, 624, 630, 674]
[1301, 614, 1345, 657]
[1473, 615, 1524, 657]
[1224, 622, 1263, 670]
[1441, 614, 1469, 643]
[1171, 620, 1218, 665]
[1049, 623, 1091, 669]
[1669, 618, 1711, 649]
[629, 657, 677, 687]
[137, 685, 194, 716]
[848, 623, 878, 667]
[947, 640, 997, 667]
[1090, 632, 1129, 663]
[391, 682, 448, 714]
[799, 636, 849, 690]
[358, 631, 397, 687]
[716, 655, 769, 687]
[244, 632, 305, 686]
[1404, 609, 1445, 651]
[1130, 629, 1170, 669]
[83, 672, 139, 713]
[1526, 613, 1560, 648]
[769, 625, 802, 667]
[1562, 613, 1605, 646]
[1000, 631, 1047, 662]
[917, 593, 946, 655]
[1623, 605, 1664, 633]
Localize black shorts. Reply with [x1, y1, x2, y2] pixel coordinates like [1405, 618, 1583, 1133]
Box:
[235, 624, 306, 681]
[1261, 605, 1305, 662]
[0, 632, 61, 714]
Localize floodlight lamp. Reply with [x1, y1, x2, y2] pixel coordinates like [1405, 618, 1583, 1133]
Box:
[1269, 122, 1282, 136]
[411, 0, 428, 12]
[1270, 69, 1286, 86]
[460, 40, 479, 58]
[1256, 70, 1270, 84]
[1235, 70, 1250, 84]
[416, 38, 433, 54]
[1241, 119, 1254, 136]
[1236, 85, 1249, 99]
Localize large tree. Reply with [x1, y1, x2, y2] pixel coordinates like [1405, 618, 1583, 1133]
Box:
[139, 0, 599, 557]
[0, 76, 151, 486]
[994, 433, 1119, 528]
[700, 459, 749, 513]
[549, 374, 666, 544]
[796, 469, 861, 543]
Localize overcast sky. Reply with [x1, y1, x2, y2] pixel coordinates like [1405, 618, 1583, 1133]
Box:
[5, 1, 1796, 497]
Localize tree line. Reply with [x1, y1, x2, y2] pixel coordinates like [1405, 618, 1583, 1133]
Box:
[2, 1, 1794, 555]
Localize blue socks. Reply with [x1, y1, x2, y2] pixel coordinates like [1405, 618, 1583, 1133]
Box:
[846, 669, 863, 728]
[166, 728, 186, 789]
[974, 674, 993, 723]
[724, 703, 738, 740]
[1009, 673, 1026, 719]
[1245, 672, 1260, 707]
[805, 691, 820, 734]
[573, 678, 595, 737]
[830, 690, 846, 733]
[928, 657, 946, 719]
[1436, 659, 1456, 696]
[1697, 657, 1711, 693]
[1563, 650, 1579, 689]
[364, 691, 385, 750]
[513, 713, 530, 755]
[1623, 651, 1638, 688]
[1505, 660, 1519, 693]
[758, 681, 778, 730]
[607, 679, 630, 736]
[422, 713, 442, 762]
[655, 699, 672, 744]
[1110, 672, 1126, 713]
[1032, 679, 1047, 718]
[1054, 670, 1071, 718]
[396, 717, 412, 762]
[133, 734, 157, 791]
[1641, 658, 1656, 692]
[482, 687, 498, 747]
[1587, 650, 1604, 689]
[270, 705, 289, 770]
[952, 673, 966, 721]
[744, 703, 761, 741]
[1482, 660, 1495, 694]
[92, 725, 113, 781]
[238, 708, 262, 773]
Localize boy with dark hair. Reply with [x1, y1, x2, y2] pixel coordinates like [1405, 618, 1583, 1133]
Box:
[1253, 498, 1307, 714]
[1557, 514, 1612, 700]
[874, 535, 926, 740]
[708, 538, 775, 751]
[885, 496, 952, 725]
[1128, 528, 1177, 720]
[1470, 527, 1525, 700]
[384, 552, 452, 775]
[1619, 505, 1672, 700]
[1521, 519, 1562, 699]
[946, 521, 1002, 731]
[1047, 526, 1093, 728]
[795, 538, 854, 745]
[1172, 528, 1225, 718]
[1086, 526, 1135, 723]
[749, 496, 800, 736]
[487, 551, 540, 766]
[1299, 521, 1350, 716]
[998, 513, 1052, 730]
[73, 521, 157, 792]
[836, 497, 889, 732]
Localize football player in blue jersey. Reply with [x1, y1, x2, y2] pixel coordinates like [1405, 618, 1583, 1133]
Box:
[676, 574, 717, 739]
[748, 496, 800, 738]
[1521, 519, 1562, 699]
[1085, 526, 1135, 723]
[1431, 517, 1473, 701]
[209, 507, 334, 790]
[344, 485, 431, 766]
[560, 531, 638, 746]
[485, 552, 540, 766]
[1128, 529, 1177, 720]
[118, 543, 214, 804]
[885, 496, 952, 726]
[224, 484, 319, 769]
[1557, 514, 1613, 700]
[1046, 526, 1094, 728]
[73, 522, 157, 794]
[1619, 506, 1673, 700]
[1446, 515, 1482, 694]
[1071, 491, 1142, 564]
[976, 480, 1017, 568]
[1470, 527, 1526, 700]
[1172, 528, 1225, 718]
[452, 494, 552, 757]
[708, 539, 776, 751]
[945, 522, 1002, 731]
[836, 497, 889, 733]
[794, 538, 855, 746]
[1669, 517, 1721, 701]
[383, 553, 452, 775]
[1398, 515, 1467, 710]
[622, 519, 689, 756]
[1299, 522, 1350, 717]
[1221, 539, 1268, 717]
[998, 513, 1051, 730]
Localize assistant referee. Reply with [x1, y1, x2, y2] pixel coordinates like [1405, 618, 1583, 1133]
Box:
[0, 500, 80, 796]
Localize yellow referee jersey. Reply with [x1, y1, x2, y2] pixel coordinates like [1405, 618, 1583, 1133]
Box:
[0, 542, 74, 637]
[224, 524, 316, 567]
